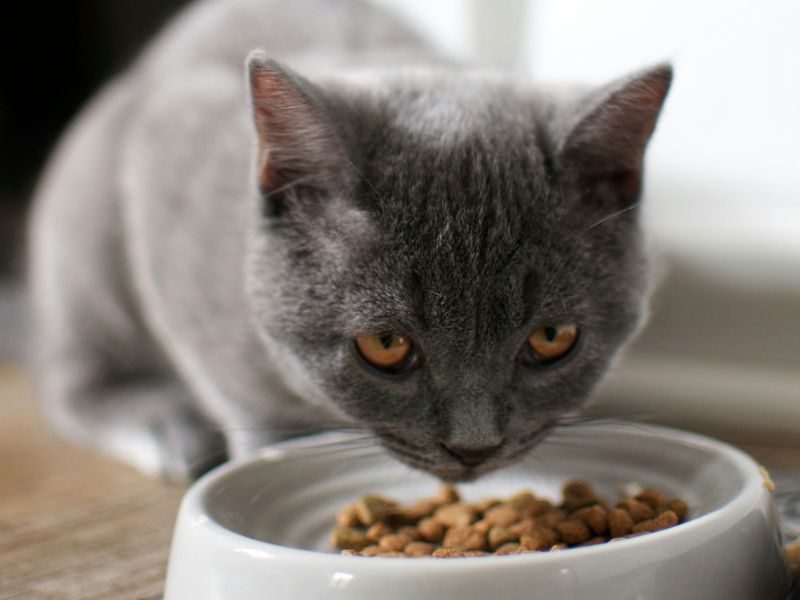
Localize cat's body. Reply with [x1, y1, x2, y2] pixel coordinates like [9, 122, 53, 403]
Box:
[30, 0, 671, 480]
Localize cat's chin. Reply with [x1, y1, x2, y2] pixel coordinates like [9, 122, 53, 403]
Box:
[435, 467, 488, 483]
[377, 430, 552, 482]
[379, 444, 504, 482]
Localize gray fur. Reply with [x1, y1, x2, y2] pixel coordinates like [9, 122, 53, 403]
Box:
[29, 0, 671, 481]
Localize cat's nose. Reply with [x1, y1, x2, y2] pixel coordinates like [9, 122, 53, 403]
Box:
[442, 440, 504, 466]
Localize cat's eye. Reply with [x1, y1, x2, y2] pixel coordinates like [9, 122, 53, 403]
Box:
[523, 324, 579, 364]
[354, 334, 419, 375]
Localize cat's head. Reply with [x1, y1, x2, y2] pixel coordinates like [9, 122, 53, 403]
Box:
[244, 52, 672, 481]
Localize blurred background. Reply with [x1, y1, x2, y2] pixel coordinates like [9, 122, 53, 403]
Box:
[1, 0, 798, 443]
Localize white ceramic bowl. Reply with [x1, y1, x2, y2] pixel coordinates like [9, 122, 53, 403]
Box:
[163, 425, 790, 600]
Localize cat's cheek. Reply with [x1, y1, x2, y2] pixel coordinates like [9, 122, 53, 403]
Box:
[512, 359, 604, 418]
[315, 352, 427, 424]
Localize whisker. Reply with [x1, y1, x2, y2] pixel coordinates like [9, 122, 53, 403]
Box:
[583, 202, 640, 233]
[518, 448, 561, 477]
[274, 436, 380, 454]
[261, 173, 317, 200]
[341, 155, 384, 204]
[548, 418, 663, 435]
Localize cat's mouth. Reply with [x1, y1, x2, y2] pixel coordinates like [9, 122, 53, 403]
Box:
[376, 429, 550, 482]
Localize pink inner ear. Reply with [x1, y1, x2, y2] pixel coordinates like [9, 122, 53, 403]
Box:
[251, 68, 294, 191]
[248, 57, 347, 198]
[250, 64, 320, 191]
[568, 69, 671, 176]
[249, 62, 341, 193]
[624, 75, 672, 145]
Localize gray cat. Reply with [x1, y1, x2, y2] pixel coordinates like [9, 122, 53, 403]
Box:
[29, 0, 671, 482]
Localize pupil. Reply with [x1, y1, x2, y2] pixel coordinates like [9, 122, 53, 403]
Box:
[380, 334, 395, 349]
[544, 327, 557, 342]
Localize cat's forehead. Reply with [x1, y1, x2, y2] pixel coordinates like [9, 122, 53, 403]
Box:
[348, 116, 575, 341]
[361, 94, 559, 251]
[381, 76, 540, 144]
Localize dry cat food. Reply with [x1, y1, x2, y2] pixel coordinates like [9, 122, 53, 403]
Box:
[332, 481, 688, 557]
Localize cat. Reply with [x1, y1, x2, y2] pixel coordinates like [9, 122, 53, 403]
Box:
[29, 0, 671, 482]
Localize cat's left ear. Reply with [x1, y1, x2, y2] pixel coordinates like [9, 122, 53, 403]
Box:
[557, 64, 672, 207]
[247, 51, 348, 215]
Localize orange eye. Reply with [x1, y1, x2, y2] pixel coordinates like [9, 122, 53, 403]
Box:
[355, 334, 413, 371]
[528, 324, 579, 362]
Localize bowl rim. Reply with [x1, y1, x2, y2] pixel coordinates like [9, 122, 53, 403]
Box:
[177, 423, 772, 571]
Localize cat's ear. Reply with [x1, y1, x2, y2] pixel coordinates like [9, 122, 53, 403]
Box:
[247, 51, 347, 215]
[557, 64, 672, 207]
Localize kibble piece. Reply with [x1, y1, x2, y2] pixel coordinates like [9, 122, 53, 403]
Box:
[403, 500, 439, 523]
[356, 495, 397, 526]
[555, 519, 591, 545]
[472, 519, 492, 535]
[436, 484, 461, 505]
[563, 480, 595, 499]
[332, 527, 371, 550]
[433, 503, 477, 527]
[507, 520, 533, 537]
[405, 541, 436, 557]
[667, 498, 689, 522]
[520, 526, 559, 551]
[507, 491, 537, 512]
[608, 508, 634, 538]
[615, 498, 655, 524]
[417, 517, 445, 542]
[572, 504, 609, 536]
[488, 526, 518, 550]
[397, 526, 421, 540]
[386, 500, 438, 526]
[341, 549, 361, 556]
[549, 543, 568, 551]
[635, 489, 669, 510]
[378, 551, 406, 558]
[631, 518, 656, 534]
[522, 498, 554, 518]
[432, 547, 465, 558]
[563, 496, 600, 512]
[361, 545, 381, 556]
[539, 509, 567, 528]
[443, 524, 486, 551]
[336, 504, 361, 527]
[378, 532, 416, 552]
[632, 510, 679, 534]
[562, 480, 602, 512]
[483, 504, 520, 527]
[496, 542, 524, 555]
[366, 522, 392, 543]
[463, 551, 490, 557]
[564, 494, 603, 512]
[475, 497, 502, 513]
[578, 537, 608, 547]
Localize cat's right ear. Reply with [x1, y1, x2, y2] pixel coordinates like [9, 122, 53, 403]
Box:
[247, 51, 347, 216]
[556, 64, 673, 210]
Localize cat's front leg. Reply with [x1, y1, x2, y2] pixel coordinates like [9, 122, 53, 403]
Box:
[55, 374, 228, 481]
[41, 363, 227, 481]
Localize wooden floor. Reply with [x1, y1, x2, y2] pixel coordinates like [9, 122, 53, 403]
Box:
[2, 363, 799, 599]
[0, 365, 185, 600]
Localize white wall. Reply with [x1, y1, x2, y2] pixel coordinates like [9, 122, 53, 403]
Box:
[527, 0, 800, 287]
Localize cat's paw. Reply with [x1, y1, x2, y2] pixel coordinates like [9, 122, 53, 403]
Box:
[98, 411, 227, 482]
[152, 412, 228, 481]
